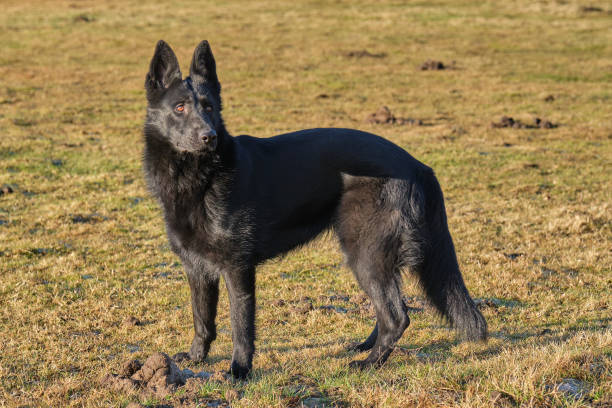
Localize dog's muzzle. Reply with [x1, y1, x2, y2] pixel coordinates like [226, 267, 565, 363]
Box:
[201, 129, 217, 150]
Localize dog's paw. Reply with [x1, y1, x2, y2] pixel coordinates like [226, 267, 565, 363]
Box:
[229, 360, 251, 380]
[188, 337, 210, 362]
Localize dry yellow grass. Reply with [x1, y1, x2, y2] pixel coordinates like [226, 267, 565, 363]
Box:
[0, 0, 610, 407]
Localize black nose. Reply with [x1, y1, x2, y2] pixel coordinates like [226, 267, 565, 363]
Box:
[201, 130, 217, 143]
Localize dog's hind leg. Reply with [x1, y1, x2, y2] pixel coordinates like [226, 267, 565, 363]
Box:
[346, 255, 409, 369]
[336, 177, 410, 368]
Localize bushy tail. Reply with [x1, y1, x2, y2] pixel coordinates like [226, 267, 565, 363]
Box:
[401, 169, 487, 342]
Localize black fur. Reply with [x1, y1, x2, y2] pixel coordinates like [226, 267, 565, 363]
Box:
[143, 40, 487, 379]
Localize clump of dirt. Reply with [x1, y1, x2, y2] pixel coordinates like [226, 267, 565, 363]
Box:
[101, 352, 231, 403]
[119, 359, 143, 377]
[366, 106, 423, 125]
[315, 93, 340, 99]
[344, 50, 386, 59]
[292, 297, 314, 315]
[580, 6, 605, 13]
[475, 298, 501, 309]
[74, 14, 95, 23]
[0, 185, 14, 196]
[421, 59, 446, 70]
[544, 94, 555, 102]
[491, 116, 557, 129]
[123, 316, 143, 327]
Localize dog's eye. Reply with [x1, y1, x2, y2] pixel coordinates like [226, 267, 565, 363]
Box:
[205, 105, 213, 113]
[175, 104, 185, 113]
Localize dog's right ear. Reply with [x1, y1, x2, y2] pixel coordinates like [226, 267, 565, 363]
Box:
[145, 40, 182, 100]
[190, 40, 220, 92]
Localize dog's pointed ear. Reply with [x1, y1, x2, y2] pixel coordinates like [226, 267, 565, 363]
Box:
[145, 40, 182, 98]
[190, 40, 220, 90]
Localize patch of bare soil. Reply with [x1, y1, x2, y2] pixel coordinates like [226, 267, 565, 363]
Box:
[344, 49, 386, 58]
[491, 116, 557, 129]
[366, 106, 423, 125]
[101, 352, 232, 407]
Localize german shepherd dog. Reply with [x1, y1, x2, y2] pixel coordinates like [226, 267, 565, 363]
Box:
[143, 40, 487, 379]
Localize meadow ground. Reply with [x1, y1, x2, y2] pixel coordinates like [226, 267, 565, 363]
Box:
[0, 0, 610, 407]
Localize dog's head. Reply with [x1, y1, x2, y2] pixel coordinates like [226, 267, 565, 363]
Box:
[144, 40, 224, 155]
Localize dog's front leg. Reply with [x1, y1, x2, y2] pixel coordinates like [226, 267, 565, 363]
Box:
[223, 267, 255, 379]
[175, 263, 220, 362]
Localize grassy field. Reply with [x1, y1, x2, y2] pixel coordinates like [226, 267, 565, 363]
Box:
[1, 0, 611, 406]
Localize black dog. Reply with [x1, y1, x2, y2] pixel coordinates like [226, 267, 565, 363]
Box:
[143, 40, 487, 379]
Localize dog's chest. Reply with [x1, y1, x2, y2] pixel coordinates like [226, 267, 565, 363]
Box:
[164, 202, 229, 260]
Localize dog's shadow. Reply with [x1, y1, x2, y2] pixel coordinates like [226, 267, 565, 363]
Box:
[179, 316, 609, 377]
[262, 314, 610, 368]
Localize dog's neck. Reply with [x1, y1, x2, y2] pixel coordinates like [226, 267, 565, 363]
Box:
[143, 128, 234, 212]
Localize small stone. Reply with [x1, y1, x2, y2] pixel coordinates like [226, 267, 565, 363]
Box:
[547, 378, 590, 400]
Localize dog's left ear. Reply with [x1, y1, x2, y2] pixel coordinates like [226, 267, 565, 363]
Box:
[190, 40, 220, 91]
